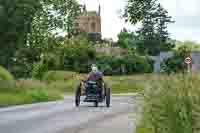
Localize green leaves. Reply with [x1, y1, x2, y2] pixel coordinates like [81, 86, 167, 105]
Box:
[123, 0, 174, 56]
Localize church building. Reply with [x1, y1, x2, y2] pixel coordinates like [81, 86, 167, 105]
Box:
[74, 3, 102, 40]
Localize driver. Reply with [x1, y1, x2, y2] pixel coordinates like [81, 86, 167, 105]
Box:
[87, 64, 103, 85]
[86, 64, 104, 98]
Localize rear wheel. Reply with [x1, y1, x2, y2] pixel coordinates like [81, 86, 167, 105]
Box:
[75, 83, 81, 107]
[105, 87, 111, 107]
[94, 101, 98, 107]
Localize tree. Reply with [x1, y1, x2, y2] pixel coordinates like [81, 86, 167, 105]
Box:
[0, 0, 40, 70]
[123, 0, 174, 56]
[161, 45, 191, 73]
[61, 35, 96, 73]
[123, 0, 148, 24]
[175, 40, 200, 50]
[53, 0, 81, 38]
[155, 4, 175, 51]
[12, 0, 81, 78]
[117, 28, 139, 50]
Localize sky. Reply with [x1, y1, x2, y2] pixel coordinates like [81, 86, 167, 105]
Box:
[79, 0, 200, 42]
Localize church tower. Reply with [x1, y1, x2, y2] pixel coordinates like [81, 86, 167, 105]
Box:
[98, 4, 101, 16]
[74, 1, 102, 40]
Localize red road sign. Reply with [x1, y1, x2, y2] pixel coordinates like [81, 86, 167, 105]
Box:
[185, 57, 192, 64]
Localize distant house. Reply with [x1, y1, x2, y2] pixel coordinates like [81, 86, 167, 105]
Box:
[191, 51, 200, 72]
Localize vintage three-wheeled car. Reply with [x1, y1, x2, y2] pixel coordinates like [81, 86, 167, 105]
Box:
[75, 80, 111, 107]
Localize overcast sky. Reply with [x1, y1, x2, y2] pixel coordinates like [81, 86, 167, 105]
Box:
[80, 0, 200, 42]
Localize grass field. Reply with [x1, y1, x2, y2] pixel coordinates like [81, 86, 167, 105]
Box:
[0, 71, 152, 107]
[44, 71, 153, 94]
[0, 80, 63, 107]
[0, 70, 171, 108]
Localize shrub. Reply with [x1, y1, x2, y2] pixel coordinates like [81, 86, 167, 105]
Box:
[62, 37, 96, 72]
[28, 89, 49, 102]
[32, 62, 48, 80]
[0, 66, 14, 80]
[161, 45, 191, 74]
[96, 54, 152, 75]
[137, 74, 200, 133]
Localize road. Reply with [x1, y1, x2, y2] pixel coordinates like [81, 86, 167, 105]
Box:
[0, 96, 138, 133]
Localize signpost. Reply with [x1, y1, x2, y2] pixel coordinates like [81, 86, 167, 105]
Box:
[185, 57, 192, 73]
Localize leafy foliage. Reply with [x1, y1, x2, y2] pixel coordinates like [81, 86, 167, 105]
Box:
[0, 0, 40, 69]
[123, 0, 175, 56]
[117, 28, 139, 49]
[161, 45, 191, 73]
[0, 0, 81, 78]
[96, 54, 153, 75]
[0, 66, 14, 80]
[32, 62, 48, 80]
[61, 36, 96, 73]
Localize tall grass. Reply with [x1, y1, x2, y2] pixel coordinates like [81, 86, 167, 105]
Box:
[0, 80, 63, 107]
[136, 74, 200, 133]
[43, 71, 147, 94]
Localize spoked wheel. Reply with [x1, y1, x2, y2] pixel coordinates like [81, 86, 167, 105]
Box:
[75, 83, 81, 107]
[105, 87, 111, 108]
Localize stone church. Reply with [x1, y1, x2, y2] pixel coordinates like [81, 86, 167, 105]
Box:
[74, 4, 102, 40]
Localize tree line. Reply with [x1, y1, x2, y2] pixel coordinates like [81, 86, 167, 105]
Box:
[0, 0, 185, 79]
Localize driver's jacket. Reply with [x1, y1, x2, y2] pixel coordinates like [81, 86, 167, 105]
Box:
[87, 71, 103, 88]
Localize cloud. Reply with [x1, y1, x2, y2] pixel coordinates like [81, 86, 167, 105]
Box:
[164, 0, 200, 42]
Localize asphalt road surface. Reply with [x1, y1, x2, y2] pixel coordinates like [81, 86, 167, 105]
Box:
[0, 96, 138, 133]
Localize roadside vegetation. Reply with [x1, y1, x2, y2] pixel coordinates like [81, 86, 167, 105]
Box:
[136, 74, 200, 133]
[0, 66, 62, 107]
[0, 67, 148, 107]
[122, 0, 200, 133]
[0, 79, 63, 107]
[1, 3, 200, 133]
[43, 71, 148, 94]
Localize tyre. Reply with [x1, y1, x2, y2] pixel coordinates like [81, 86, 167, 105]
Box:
[94, 101, 98, 107]
[75, 83, 81, 107]
[105, 87, 111, 107]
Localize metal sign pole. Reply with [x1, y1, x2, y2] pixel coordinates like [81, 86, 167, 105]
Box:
[187, 64, 190, 73]
[185, 57, 192, 74]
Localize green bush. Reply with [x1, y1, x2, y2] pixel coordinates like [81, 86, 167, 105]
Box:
[27, 89, 49, 102]
[161, 56, 185, 74]
[0, 66, 14, 80]
[62, 37, 96, 72]
[32, 62, 48, 80]
[137, 74, 200, 133]
[96, 54, 152, 75]
[161, 45, 191, 74]
[60, 36, 152, 75]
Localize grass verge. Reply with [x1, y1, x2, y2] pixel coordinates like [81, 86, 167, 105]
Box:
[136, 74, 200, 133]
[0, 80, 63, 107]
